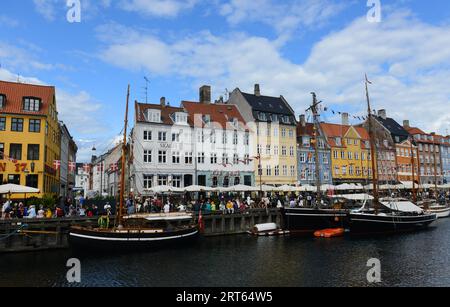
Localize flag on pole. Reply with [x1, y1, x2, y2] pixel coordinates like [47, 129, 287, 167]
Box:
[69, 162, 76, 172]
[110, 163, 118, 172]
[53, 160, 61, 170]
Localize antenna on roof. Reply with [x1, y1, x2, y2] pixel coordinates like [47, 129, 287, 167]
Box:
[144, 76, 150, 103]
[224, 88, 229, 101]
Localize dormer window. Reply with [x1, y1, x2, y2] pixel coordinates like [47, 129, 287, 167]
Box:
[258, 112, 267, 121]
[281, 115, 290, 124]
[147, 110, 161, 123]
[335, 137, 342, 146]
[174, 112, 188, 124]
[202, 114, 211, 124]
[23, 97, 41, 112]
[0, 94, 5, 108]
[271, 114, 278, 123]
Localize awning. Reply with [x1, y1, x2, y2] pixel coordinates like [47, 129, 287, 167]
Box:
[331, 193, 374, 201]
[380, 200, 423, 213]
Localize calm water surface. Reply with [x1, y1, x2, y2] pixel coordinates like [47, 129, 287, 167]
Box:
[1, 219, 450, 287]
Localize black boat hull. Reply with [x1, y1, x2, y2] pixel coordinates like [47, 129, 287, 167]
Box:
[348, 213, 437, 236]
[69, 226, 199, 251]
[281, 208, 349, 235]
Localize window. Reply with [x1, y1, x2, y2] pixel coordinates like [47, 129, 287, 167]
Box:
[303, 137, 310, 147]
[354, 152, 359, 160]
[197, 130, 204, 143]
[11, 118, 24, 132]
[335, 166, 340, 175]
[281, 128, 286, 138]
[274, 166, 280, 176]
[323, 172, 330, 181]
[0, 117, 5, 131]
[0, 143, 4, 159]
[10, 144, 22, 160]
[197, 152, 205, 164]
[244, 132, 249, 145]
[266, 145, 271, 155]
[323, 155, 329, 164]
[361, 152, 366, 160]
[208, 153, 217, 165]
[212, 177, 218, 187]
[27, 144, 40, 160]
[282, 146, 287, 156]
[266, 165, 272, 176]
[222, 131, 228, 144]
[273, 128, 278, 137]
[158, 175, 168, 186]
[158, 132, 167, 141]
[349, 165, 354, 176]
[274, 146, 279, 155]
[341, 151, 346, 160]
[222, 153, 229, 165]
[258, 164, 263, 176]
[8, 174, 20, 185]
[289, 129, 294, 138]
[290, 146, 295, 157]
[233, 131, 238, 145]
[23, 97, 41, 111]
[223, 176, 230, 187]
[333, 150, 338, 159]
[26, 175, 38, 188]
[283, 165, 288, 176]
[244, 154, 250, 165]
[210, 130, 216, 144]
[348, 152, 353, 160]
[257, 144, 262, 155]
[234, 177, 240, 186]
[290, 165, 296, 177]
[172, 152, 180, 164]
[172, 133, 180, 142]
[342, 166, 347, 175]
[299, 153, 306, 163]
[185, 152, 193, 164]
[158, 150, 167, 164]
[335, 137, 341, 146]
[233, 154, 239, 165]
[0, 94, 5, 108]
[143, 131, 152, 141]
[258, 113, 267, 121]
[144, 175, 153, 189]
[172, 175, 182, 188]
[29, 119, 41, 133]
[144, 150, 152, 163]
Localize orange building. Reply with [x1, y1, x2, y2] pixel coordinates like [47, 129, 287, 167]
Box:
[395, 139, 419, 182]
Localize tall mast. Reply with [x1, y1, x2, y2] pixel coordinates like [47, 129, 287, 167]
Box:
[433, 140, 439, 201]
[365, 75, 379, 211]
[410, 137, 417, 203]
[118, 85, 130, 227]
[308, 92, 322, 207]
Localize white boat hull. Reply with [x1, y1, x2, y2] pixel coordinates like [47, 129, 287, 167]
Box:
[427, 207, 450, 218]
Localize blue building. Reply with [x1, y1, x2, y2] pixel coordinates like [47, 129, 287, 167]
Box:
[297, 115, 332, 186]
[442, 136, 450, 184]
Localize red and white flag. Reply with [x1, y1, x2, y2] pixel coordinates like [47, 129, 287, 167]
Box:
[110, 163, 118, 172]
[53, 160, 61, 170]
[69, 162, 76, 172]
[97, 163, 104, 173]
[198, 210, 205, 233]
[83, 163, 91, 173]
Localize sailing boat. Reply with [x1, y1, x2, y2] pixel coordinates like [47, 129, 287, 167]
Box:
[69, 86, 199, 250]
[281, 93, 349, 235]
[348, 76, 437, 235]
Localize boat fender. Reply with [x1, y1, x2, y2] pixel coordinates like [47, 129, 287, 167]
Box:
[98, 216, 110, 229]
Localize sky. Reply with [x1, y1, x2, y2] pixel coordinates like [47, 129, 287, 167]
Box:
[1, 0, 450, 162]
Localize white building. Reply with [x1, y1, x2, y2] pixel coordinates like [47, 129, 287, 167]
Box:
[75, 163, 90, 197]
[59, 122, 77, 198]
[182, 86, 255, 187]
[131, 97, 196, 195]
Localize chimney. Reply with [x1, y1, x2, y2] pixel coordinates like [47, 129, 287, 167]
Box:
[160, 97, 166, 107]
[299, 115, 306, 127]
[378, 109, 387, 120]
[254, 84, 261, 96]
[403, 120, 410, 129]
[199, 85, 211, 104]
[342, 113, 349, 126]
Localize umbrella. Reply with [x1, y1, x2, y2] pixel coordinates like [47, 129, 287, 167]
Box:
[150, 185, 184, 194]
[184, 185, 215, 192]
[0, 184, 40, 194]
[222, 185, 260, 192]
[296, 185, 316, 192]
[261, 185, 280, 192]
[278, 185, 297, 192]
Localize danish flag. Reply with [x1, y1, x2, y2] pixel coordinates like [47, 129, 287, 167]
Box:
[110, 163, 119, 172]
[53, 160, 61, 170]
[69, 162, 76, 172]
[83, 163, 91, 173]
[97, 163, 104, 173]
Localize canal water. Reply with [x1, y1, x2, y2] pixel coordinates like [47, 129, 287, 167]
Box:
[1, 219, 450, 287]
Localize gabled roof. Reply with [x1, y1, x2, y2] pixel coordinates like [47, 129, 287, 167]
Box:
[135, 101, 185, 125]
[320, 123, 370, 149]
[406, 127, 426, 135]
[297, 123, 315, 136]
[240, 91, 295, 116]
[182, 101, 248, 131]
[0, 80, 55, 116]
[374, 115, 410, 143]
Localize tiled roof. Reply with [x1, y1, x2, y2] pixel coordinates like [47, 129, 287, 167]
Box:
[297, 123, 315, 136]
[135, 101, 185, 125]
[0, 80, 54, 116]
[406, 127, 426, 135]
[182, 101, 249, 131]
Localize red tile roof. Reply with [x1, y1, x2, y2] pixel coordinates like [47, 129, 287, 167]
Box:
[320, 123, 370, 149]
[297, 122, 315, 136]
[0, 80, 55, 116]
[135, 101, 185, 125]
[182, 101, 249, 131]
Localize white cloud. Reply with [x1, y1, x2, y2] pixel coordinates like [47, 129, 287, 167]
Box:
[118, 0, 200, 17]
[0, 15, 19, 27]
[97, 10, 450, 135]
[219, 0, 348, 36]
[33, 0, 59, 21]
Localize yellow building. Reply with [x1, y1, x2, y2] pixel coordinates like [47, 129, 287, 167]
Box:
[320, 122, 374, 184]
[0, 80, 61, 199]
[228, 85, 298, 186]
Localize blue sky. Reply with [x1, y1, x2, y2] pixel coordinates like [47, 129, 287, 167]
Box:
[1, 0, 450, 161]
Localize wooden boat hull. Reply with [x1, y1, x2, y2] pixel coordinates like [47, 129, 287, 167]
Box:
[348, 212, 437, 235]
[69, 226, 199, 250]
[281, 208, 349, 235]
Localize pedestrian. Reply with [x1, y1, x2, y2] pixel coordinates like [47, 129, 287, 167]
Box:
[27, 205, 37, 218]
[163, 202, 170, 214]
[37, 206, 45, 218]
